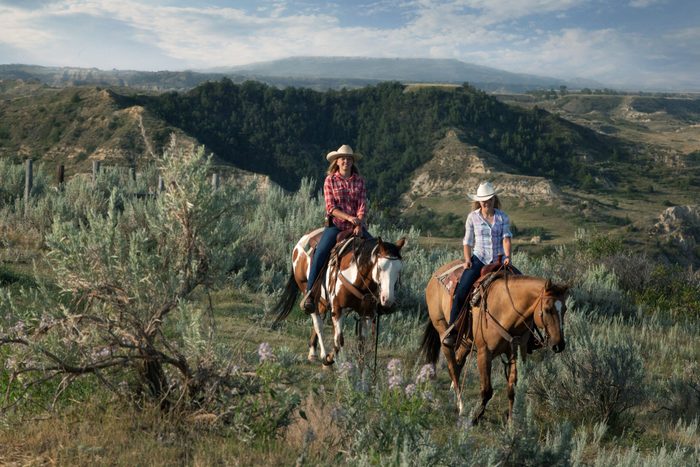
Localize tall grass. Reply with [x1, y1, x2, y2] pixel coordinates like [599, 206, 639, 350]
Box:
[0, 153, 699, 465]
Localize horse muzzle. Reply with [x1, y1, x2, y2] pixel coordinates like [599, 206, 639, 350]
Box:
[552, 340, 566, 353]
[380, 295, 395, 307]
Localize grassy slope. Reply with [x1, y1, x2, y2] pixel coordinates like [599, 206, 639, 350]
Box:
[410, 93, 699, 261]
[1, 287, 698, 465]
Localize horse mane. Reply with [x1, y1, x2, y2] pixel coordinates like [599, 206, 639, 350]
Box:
[497, 274, 568, 297]
[353, 237, 402, 266]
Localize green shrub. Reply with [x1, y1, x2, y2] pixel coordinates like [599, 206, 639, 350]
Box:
[527, 313, 646, 428]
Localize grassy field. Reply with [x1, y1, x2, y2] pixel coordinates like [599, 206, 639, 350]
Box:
[2, 282, 699, 465]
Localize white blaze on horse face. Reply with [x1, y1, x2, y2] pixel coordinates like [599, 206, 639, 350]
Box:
[374, 258, 402, 307]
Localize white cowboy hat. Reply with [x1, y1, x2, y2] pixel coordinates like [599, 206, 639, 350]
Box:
[468, 181, 502, 201]
[326, 144, 362, 162]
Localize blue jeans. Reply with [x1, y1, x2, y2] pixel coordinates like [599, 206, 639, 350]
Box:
[449, 255, 484, 325]
[306, 226, 373, 293]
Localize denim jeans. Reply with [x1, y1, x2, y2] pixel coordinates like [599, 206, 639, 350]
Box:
[449, 255, 484, 325]
[306, 226, 373, 294]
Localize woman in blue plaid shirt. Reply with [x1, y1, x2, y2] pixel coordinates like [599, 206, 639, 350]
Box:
[443, 181, 513, 347]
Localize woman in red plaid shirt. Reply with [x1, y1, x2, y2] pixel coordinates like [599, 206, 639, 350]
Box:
[302, 144, 373, 312]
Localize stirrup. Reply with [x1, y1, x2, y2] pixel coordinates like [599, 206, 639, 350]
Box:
[300, 290, 315, 312]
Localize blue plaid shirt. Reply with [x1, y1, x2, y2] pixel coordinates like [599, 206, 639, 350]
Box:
[463, 208, 512, 265]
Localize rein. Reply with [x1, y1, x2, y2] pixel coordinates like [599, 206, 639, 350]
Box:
[337, 243, 399, 306]
[482, 271, 550, 348]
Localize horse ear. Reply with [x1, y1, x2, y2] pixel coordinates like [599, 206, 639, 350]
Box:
[545, 278, 553, 290]
[376, 236, 383, 246]
[395, 237, 406, 250]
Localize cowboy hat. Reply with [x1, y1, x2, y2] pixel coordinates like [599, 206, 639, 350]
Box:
[326, 144, 362, 162]
[468, 181, 502, 201]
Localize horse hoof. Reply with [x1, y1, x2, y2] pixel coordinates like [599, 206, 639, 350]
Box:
[322, 355, 335, 366]
[307, 355, 317, 362]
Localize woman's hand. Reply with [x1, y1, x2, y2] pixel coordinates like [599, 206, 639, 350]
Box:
[463, 258, 472, 269]
[348, 215, 361, 227]
[503, 255, 511, 266]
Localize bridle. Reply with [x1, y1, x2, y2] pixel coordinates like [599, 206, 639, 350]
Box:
[484, 272, 563, 348]
[335, 242, 402, 308]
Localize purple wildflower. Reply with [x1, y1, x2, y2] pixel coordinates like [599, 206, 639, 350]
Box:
[388, 374, 403, 390]
[416, 364, 436, 384]
[257, 342, 274, 362]
[387, 358, 402, 376]
[404, 383, 417, 397]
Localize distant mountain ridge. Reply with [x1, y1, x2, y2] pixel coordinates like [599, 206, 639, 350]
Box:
[1, 57, 603, 93]
[209, 56, 604, 92]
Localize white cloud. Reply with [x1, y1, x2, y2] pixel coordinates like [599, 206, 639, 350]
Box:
[0, 0, 697, 89]
[628, 0, 667, 8]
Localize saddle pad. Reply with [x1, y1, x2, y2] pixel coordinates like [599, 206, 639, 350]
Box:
[436, 264, 465, 298]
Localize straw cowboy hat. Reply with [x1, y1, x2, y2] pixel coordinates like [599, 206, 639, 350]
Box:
[468, 181, 502, 201]
[326, 144, 362, 162]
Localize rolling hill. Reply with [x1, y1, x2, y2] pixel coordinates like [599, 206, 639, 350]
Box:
[0, 78, 697, 265]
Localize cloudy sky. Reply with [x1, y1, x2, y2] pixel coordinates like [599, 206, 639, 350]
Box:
[1, 0, 698, 90]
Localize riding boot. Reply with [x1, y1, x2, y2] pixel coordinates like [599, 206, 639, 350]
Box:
[441, 322, 457, 347]
[300, 290, 315, 313]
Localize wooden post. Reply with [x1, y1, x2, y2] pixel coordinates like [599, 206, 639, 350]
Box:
[211, 173, 220, 190]
[24, 159, 33, 217]
[157, 175, 164, 194]
[56, 164, 65, 188]
[92, 160, 101, 184]
[129, 166, 136, 182]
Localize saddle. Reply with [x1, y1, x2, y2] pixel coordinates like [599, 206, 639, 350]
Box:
[437, 257, 521, 347]
[306, 233, 361, 313]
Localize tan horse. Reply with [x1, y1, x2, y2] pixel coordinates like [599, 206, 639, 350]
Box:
[420, 259, 568, 424]
[275, 229, 406, 365]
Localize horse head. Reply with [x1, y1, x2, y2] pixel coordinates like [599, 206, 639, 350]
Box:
[534, 279, 569, 353]
[371, 237, 406, 308]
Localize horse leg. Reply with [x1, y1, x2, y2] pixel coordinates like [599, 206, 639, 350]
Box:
[331, 311, 345, 358]
[307, 327, 318, 362]
[507, 353, 518, 421]
[440, 345, 464, 415]
[310, 312, 333, 366]
[472, 349, 494, 425]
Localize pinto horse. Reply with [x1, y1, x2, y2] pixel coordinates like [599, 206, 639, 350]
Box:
[420, 259, 569, 424]
[275, 228, 406, 365]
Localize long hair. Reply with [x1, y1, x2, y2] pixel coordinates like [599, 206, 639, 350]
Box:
[472, 195, 501, 211]
[327, 158, 360, 176]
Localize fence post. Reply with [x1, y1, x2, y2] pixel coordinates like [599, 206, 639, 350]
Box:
[24, 159, 33, 217]
[211, 173, 220, 190]
[92, 160, 101, 184]
[157, 175, 164, 194]
[129, 165, 136, 182]
[57, 164, 65, 188]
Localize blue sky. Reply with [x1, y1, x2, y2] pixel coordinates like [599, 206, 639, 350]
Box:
[1, 0, 698, 90]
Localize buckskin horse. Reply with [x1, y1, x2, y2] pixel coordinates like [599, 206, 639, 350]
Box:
[420, 259, 569, 424]
[275, 228, 406, 365]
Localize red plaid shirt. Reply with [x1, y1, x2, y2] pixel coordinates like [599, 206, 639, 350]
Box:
[324, 172, 367, 230]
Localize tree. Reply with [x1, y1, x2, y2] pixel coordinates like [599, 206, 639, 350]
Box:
[1, 136, 251, 408]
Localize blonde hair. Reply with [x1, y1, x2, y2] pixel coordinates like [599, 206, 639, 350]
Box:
[327, 157, 360, 176]
[472, 195, 501, 211]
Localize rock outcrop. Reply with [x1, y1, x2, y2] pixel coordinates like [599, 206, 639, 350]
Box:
[651, 205, 700, 253]
[402, 129, 561, 207]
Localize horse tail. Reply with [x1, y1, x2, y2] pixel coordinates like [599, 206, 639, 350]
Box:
[420, 320, 441, 365]
[273, 271, 299, 327]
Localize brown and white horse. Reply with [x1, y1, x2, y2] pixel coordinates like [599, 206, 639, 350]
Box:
[420, 259, 569, 424]
[275, 228, 406, 365]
